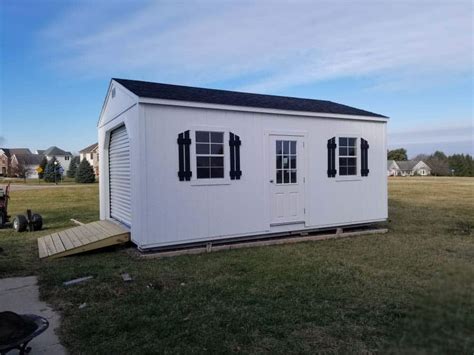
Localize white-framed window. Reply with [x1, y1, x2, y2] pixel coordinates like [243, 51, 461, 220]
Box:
[65, 156, 70, 161]
[338, 137, 357, 176]
[90, 153, 94, 159]
[195, 131, 224, 179]
[275, 139, 297, 184]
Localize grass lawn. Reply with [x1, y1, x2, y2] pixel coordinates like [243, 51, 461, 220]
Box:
[0, 178, 473, 353]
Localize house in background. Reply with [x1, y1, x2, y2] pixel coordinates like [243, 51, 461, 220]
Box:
[98, 78, 388, 251]
[387, 160, 431, 176]
[37, 146, 73, 172]
[0, 148, 32, 176]
[79, 143, 99, 176]
[10, 153, 43, 178]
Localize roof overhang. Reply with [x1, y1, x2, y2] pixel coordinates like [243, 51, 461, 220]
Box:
[138, 97, 389, 122]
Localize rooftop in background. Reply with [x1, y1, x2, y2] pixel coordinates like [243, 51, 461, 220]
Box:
[113, 78, 388, 119]
[0, 148, 32, 157]
[80, 143, 98, 154]
[41, 146, 73, 157]
[13, 153, 43, 165]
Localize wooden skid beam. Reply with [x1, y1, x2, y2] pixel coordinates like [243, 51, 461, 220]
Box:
[37, 220, 130, 259]
[140, 228, 389, 259]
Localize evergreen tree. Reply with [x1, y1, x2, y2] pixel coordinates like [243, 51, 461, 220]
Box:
[67, 156, 80, 178]
[75, 158, 96, 183]
[43, 157, 62, 183]
[387, 148, 408, 161]
[38, 156, 47, 179]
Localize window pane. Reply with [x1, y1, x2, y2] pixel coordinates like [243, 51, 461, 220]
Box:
[210, 144, 224, 155]
[339, 137, 348, 146]
[348, 147, 356, 156]
[197, 157, 210, 167]
[340, 167, 348, 176]
[283, 141, 290, 154]
[276, 141, 282, 155]
[348, 138, 357, 146]
[347, 166, 356, 175]
[290, 141, 296, 155]
[283, 170, 290, 183]
[339, 157, 347, 166]
[196, 131, 210, 143]
[210, 132, 223, 143]
[347, 157, 357, 167]
[276, 170, 282, 184]
[276, 155, 282, 169]
[290, 156, 296, 170]
[210, 168, 224, 178]
[339, 147, 348, 156]
[290, 170, 297, 183]
[196, 143, 210, 154]
[197, 167, 210, 179]
[283, 156, 290, 169]
[210, 157, 223, 167]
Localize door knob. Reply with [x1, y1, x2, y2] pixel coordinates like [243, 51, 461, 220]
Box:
[269, 179, 274, 183]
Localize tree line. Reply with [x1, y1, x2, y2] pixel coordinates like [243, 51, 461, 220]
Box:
[387, 148, 473, 176]
[37, 156, 96, 183]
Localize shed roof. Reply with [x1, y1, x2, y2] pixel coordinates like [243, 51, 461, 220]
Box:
[113, 78, 387, 119]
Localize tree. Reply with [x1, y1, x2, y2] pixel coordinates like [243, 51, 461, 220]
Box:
[75, 158, 95, 183]
[449, 154, 474, 177]
[38, 156, 47, 179]
[388, 148, 408, 161]
[67, 156, 80, 178]
[43, 157, 62, 183]
[11, 159, 32, 182]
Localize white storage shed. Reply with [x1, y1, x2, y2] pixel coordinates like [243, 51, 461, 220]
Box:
[98, 78, 388, 251]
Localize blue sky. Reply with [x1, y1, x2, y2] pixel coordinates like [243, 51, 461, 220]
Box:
[1, 0, 472, 157]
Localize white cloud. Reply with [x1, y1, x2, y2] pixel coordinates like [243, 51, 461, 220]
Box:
[40, 0, 473, 92]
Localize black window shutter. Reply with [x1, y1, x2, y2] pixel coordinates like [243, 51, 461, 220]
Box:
[361, 138, 369, 176]
[177, 130, 192, 181]
[229, 132, 242, 180]
[327, 137, 337, 177]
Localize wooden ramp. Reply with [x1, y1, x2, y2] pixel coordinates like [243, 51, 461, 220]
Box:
[37, 220, 130, 259]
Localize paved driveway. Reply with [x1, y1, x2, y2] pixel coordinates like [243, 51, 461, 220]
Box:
[0, 276, 66, 354]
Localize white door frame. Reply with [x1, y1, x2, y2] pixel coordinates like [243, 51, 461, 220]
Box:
[265, 130, 307, 227]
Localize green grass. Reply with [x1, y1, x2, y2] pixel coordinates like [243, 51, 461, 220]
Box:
[0, 177, 473, 353]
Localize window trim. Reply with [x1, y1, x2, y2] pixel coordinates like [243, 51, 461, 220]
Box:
[190, 126, 231, 186]
[335, 134, 362, 182]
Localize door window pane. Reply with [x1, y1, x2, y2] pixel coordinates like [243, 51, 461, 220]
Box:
[275, 139, 298, 184]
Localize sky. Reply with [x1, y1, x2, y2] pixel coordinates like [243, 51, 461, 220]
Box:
[0, 0, 473, 157]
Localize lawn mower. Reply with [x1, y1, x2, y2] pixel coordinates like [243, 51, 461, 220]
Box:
[0, 183, 43, 232]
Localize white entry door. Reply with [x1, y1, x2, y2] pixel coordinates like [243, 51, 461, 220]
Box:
[269, 135, 305, 225]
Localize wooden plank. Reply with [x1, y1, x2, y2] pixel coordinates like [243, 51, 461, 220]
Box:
[81, 224, 102, 242]
[65, 227, 85, 248]
[50, 233, 66, 253]
[71, 224, 94, 244]
[91, 221, 115, 236]
[58, 231, 75, 251]
[43, 235, 57, 256]
[100, 220, 127, 234]
[87, 222, 111, 237]
[37, 237, 48, 259]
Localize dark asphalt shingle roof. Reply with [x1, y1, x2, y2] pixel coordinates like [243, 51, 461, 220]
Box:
[113, 78, 387, 119]
[43, 146, 72, 157]
[0, 148, 32, 157]
[14, 153, 43, 165]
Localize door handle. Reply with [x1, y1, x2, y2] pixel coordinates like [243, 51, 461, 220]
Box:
[269, 179, 274, 183]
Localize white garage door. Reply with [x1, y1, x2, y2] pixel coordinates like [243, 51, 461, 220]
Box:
[109, 125, 131, 227]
